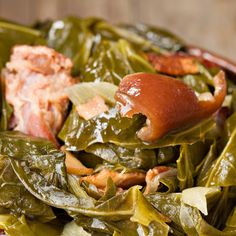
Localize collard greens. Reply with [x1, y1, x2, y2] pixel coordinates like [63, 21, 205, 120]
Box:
[0, 16, 236, 236]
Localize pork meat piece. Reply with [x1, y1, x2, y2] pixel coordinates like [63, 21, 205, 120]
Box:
[2, 45, 76, 145]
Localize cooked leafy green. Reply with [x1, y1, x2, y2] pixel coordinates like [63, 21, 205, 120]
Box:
[46, 17, 98, 75]
[61, 220, 91, 236]
[177, 142, 208, 190]
[81, 39, 154, 85]
[0, 157, 55, 222]
[62, 106, 217, 150]
[0, 131, 67, 188]
[66, 82, 118, 106]
[0, 76, 12, 131]
[206, 187, 234, 230]
[0, 15, 236, 235]
[146, 191, 236, 235]
[85, 143, 157, 170]
[200, 128, 236, 187]
[225, 206, 236, 229]
[119, 23, 184, 52]
[182, 187, 221, 215]
[0, 214, 62, 236]
[94, 21, 164, 53]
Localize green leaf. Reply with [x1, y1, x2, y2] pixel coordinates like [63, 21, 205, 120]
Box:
[0, 76, 13, 131]
[85, 143, 157, 170]
[67, 174, 95, 206]
[157, 171, 178, 194]
[225, 112, 236, 137]
[182, 187, 221, 215]
[146, 192, 182, 226]
[94, 21, 163, 52]
[226, 206, 236, 229]
[81, 40, 155, 85]
[0, 132, 167, 234]
[0, 131, 95, 211]
[180, 74, 210, 94]
[0, 157, 55, 222]
[75, 215, 117, 235]
[202, 128, 236, 187]
[62, 106, 217, 151]
[71, 186, 169, 236]
[206, 187, 234, 229]
[197, 142, 217, 186]
[119, 23, 184, 52]
[0, 131, 67, 189]
[157, 146, 179, 165]
[177, 142, 208, 190]
[11, 157, 95, 211]
[61, 221, 91, 236]
[147, 192, 236, 235]
[97, 178, 117, 203]
[66, 82, 118, 106]
[46, 17, 97, 75]
[179, 202, 236, 236]
[0, 214, 62, 236]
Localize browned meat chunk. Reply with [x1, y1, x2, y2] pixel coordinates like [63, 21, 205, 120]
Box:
[81, 169, 146, 189]
[147, 53, 199, 76]
[2, 45, 76, 145]
[144, 166, 177, 195]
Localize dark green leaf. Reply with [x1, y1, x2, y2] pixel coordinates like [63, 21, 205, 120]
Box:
[177, 142, 208, 190]
[97, 178, 117, 204]
[120, 23, 184, 52]
[206, 187, 234, 229]
[180, 74, 210, 94]
[0, 131, 67, 189]
[0, 76, 13, 131]
[0, 214, 62, 236]
[62, 107, 217, 151]
[75, 215, 117, 235]
[73, 186, 169, 236]
[157, 146, 179, 165]
[0, 131, 94, 211]
[146, 192, 182, 226]
[197, 142, 217, 186]
[94, 21, 164, 52]
[85, 143, 157, 170]
[147, 192, 236, 235]
[46, 17, 97, 75]
[225, 206, 236, 229]
[201, 128, 236, 187]
[0, 157, 55, 222]
[81, 40, 154, 85]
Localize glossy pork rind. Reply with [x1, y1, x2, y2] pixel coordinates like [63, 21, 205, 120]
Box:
[0, 17, 235, 236]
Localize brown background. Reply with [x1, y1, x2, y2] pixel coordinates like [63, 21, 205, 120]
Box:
[0, 0, 235, 61]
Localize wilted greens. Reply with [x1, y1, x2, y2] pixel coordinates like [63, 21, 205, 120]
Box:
[0, 15, 235, 236]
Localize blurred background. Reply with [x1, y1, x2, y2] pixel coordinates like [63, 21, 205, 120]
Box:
[0, 0, 235, 60]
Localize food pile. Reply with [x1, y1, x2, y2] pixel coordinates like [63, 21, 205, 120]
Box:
[0, 17, 235, 236]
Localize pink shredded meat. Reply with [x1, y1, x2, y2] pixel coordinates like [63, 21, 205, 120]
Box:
[2, 45, 76, 145]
